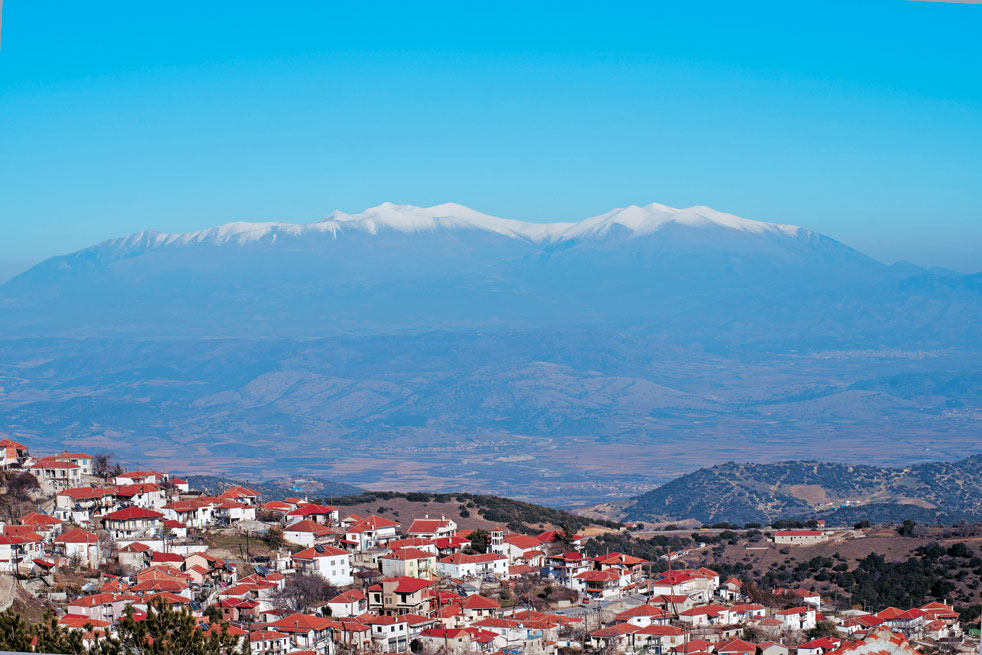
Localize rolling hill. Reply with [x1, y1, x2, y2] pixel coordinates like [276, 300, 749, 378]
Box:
[621, 456, 982, 524]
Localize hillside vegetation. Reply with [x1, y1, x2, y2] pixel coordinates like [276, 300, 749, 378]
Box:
[623, 456, 982, 524]
[329, 490, 621, 535]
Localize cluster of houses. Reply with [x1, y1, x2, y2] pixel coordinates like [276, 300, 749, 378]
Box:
[589, 574, 964, 655]
[0, 437, 973, 655]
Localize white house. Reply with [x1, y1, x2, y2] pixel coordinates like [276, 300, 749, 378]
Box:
[776, 607, 817, 631]
[29, 457, 82, 491]
[101, 506, 164, 540]
[490, 532, 544, 564]
[327, 589, 367, 617]
[0, 534, 42, 573]
[291, 544, 353, 586]
[54, 451, 94, 475]
[284, 519, 333, 548]
[344, 515, 400, 551]
[113, 483, 167, 510]
[772, 531, 827, 546]
[366, 615, 410, 653]
[407, 516, 457, 540]
[54, 527, 102, 568]
[250, 630, 291, 655]
[380, 547, 438, 578]
[437, 552, 508, 578]
[113, 471, 169, 486]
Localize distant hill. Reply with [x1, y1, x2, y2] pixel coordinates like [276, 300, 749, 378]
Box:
[187, 475, 363, 501]
[183, 479, 620, 536]
[622, 456, 982, 524]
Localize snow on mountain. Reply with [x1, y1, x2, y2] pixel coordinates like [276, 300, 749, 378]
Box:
[90, 201, 810, 254]
[5, 199, 973, 344]
[555, 203, 803, 241]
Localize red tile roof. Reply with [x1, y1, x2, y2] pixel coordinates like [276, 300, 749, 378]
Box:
[386, 576, 435, 594]
[293, 545, 347, 559]
[103, 507, 164, 521]
[54, 527, 99, 544]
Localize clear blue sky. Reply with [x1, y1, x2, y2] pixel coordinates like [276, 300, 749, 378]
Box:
[1, 1, 981, 281]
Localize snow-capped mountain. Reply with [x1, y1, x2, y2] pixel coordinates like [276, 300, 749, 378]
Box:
[69, 201, 822, 252]
[1, 202, 979, 345]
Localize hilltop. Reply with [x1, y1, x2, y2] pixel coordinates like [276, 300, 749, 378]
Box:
[187, 474, 363, 501]
[620, 456, 982, 524]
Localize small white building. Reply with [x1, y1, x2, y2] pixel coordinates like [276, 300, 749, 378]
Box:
[291, 544, 353, 586]
[284, 519, 332, 548]
[436, 552, 508, 578]
[54, 451, 94, 475]
[54, 527, 102, 568]
[407, 516, 457, 540]
[776, 606, 817, 631]
[29, 457, 82, 491]
[380, 547, 437, 579]
[772, 530, 827, 546]
[327, 589, 367, 617]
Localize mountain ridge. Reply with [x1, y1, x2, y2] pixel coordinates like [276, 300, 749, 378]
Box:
[4, 200, 976, 346]
[621, 456, 982, 525]
[39, 201, 815, 254]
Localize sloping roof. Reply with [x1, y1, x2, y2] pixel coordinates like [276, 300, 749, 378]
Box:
[58, 486, 115, 500]
[408, 518, 454, 533]
[346, 515, 399, 533]
[103, 507, 164, 521]
[591, 623, 639, 638]
[54, 527, 99, 544]
[287, 503, 337, 516]
[576, 569, 621, 582]
[294, 545, 347, 559]
[717, 639, 758, 653]
[386, 576, 435, 593]
[616, 605, 671, 620]
[330, 589, 366, 604]
[285, 519, 332, 534]
[460, 593, 501, 610]
[503, 533, 542, 549]
[440, 552, 505, 564]
[383, 547, 435, 561]
[56, 450, 93, 459]
[268, 613, 333, 632]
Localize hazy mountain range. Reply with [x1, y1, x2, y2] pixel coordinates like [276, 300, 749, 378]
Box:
[2, 202, 979, 346]
[1, 202, 980, 505]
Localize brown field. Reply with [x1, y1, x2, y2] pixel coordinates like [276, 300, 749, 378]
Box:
[787, 484, 829, 504]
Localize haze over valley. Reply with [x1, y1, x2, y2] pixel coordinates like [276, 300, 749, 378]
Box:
[2, 202, 980, 507]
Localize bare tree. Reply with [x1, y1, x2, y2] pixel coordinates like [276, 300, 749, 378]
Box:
[274, 572, 340, 612]
[93, 453, 123, 480]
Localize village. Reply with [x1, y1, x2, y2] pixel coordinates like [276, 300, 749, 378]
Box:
[0, 437, 973, 655]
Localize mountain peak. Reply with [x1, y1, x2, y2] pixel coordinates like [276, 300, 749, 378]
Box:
[83, 201, 810, 254]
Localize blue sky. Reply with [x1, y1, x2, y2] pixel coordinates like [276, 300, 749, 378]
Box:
[1, 1, 981, 281]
